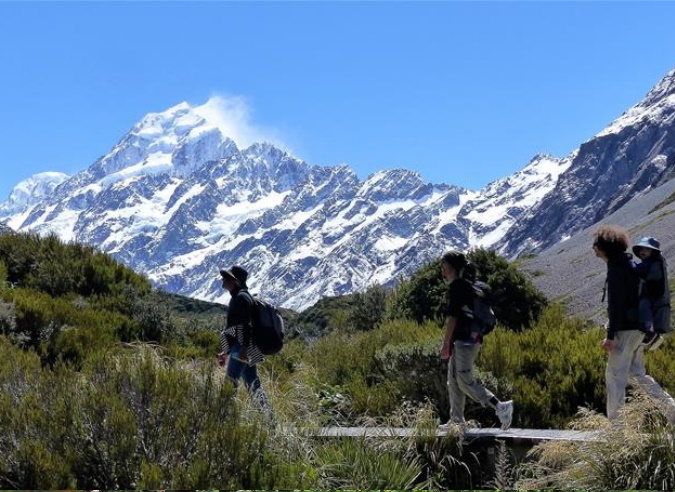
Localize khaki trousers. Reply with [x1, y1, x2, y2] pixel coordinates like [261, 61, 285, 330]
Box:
[447, 341, 495, 423]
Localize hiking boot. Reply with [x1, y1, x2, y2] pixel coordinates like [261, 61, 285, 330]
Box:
[495, 400, 514, 430]
[648, 333, 664, 351]
[641, 329, 658, 346]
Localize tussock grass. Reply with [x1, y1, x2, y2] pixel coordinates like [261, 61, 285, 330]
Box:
[518, 396, 675, 490]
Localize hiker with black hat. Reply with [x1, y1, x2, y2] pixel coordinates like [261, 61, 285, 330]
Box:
[633, 236, 672, 347]
[439, 250, 513, 431]
[217, 265, 272, 414]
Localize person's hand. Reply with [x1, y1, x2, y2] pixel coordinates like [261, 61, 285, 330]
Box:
[217, 352, 229, 367]
[440, 343, 452, 360]
[601, 338, 615, 352]
[238, 347, 249, 361]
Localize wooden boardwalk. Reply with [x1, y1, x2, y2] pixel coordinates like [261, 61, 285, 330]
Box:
[315, 426, 599, 442]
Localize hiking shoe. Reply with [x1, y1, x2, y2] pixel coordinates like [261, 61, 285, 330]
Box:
[438, 420, 467, 433]
[648, 333, 664, 351]
[495, 400, 514, 430]
[641, 330, 658, 346]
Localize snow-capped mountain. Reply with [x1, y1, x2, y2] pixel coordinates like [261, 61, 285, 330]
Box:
[2, 67, 675, 310]
[0, 96, 551, 310]
[499, 68, 675, 257]
[0, 172, 69, 228]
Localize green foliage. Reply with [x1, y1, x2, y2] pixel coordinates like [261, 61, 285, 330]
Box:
[349, 284, 389, 332]
[2, 288, 125, 363]
[386, 249, 548, 331]
[315, 438, 424, 489]
[469, 249, 548, 331]
[305, 318, 443, 419]
[0, 340, 314, 489]
[479, 305, 607, 428]
[0, 232, 150, 298]
[289, 294, 356, 340]
[519, 402, 675, 490]
[386, 260, 449, 324]
[0, 260, 7, 287]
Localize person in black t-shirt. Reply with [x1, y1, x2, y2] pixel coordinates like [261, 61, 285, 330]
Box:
[439, 251, 513, 431]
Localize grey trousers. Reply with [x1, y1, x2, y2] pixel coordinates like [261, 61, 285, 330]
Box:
[447, 341, 495, 423]
[606, 330, 675, 422]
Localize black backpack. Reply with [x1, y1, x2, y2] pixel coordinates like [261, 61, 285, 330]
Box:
[243, 292, 285, 355]
[466, 281, 497, 336]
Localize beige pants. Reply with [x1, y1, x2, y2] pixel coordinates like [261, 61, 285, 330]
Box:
[447, 341, 495, 423]
[606, 330, 675, 422]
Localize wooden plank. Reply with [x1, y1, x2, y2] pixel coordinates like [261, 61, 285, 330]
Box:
[313, 426, 599, 442]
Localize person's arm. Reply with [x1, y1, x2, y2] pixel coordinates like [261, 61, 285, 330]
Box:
[441, 316, 457, 360]
[605, 265, 626, 340]
[647, 260, 665, 298]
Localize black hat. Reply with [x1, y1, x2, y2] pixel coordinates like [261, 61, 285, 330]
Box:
[220, 265, 248, 286]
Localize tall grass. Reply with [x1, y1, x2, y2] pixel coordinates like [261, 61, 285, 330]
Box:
[518, 397, 675, 490]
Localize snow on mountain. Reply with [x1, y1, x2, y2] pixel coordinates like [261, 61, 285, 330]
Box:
[13, 68, 668, 310]
[0, 172, 69, 229]
[463, 154, 573, 248]
[500, 68, 675, 257]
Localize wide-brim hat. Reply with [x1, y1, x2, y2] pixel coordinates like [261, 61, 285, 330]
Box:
[632, 236, 661, 255]
[220, 265, 248, 287]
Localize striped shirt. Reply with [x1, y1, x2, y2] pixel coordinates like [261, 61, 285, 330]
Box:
[220, 289, 264, 365]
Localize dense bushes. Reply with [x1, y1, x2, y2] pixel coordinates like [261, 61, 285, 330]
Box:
[0, 233, 222, 363]
[0, 233, 150, 298]
[0, 340, 314, 489]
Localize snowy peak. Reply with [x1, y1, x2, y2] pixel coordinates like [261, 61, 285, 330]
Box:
[597, 68, 675, 138]
[359, 169, 434, 201]
[95, 100, 238, 182]
[641, 68, 675, 107]
[0, 172, 69, 216]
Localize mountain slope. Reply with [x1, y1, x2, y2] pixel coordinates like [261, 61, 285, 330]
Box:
[521, 175, 675, 322]
[500, 68, 675, 257]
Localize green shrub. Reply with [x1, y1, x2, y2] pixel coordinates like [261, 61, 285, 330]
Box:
[0, 232, 150, 299]
[0, 341, 315, 489]
[349, 284, 388, 332]
[0, 260, 7, 287]
[315, 438, 424, 489]
[479, 305, 607, 428]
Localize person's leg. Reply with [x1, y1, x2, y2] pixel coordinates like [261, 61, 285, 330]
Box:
[241, 363, 273, 416]
[454, 342, 495, 406]
[453, 342, 513, 429]
[606, 330, 644, 421]
[630, 344, 675, 423]
[446, 346, 467, 424]
[226, 346, 247, 387]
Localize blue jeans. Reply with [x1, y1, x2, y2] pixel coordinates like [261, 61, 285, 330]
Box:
[227, 345, 272, 415]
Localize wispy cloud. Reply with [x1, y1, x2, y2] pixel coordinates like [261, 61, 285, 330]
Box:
[194, 94, 289, 152]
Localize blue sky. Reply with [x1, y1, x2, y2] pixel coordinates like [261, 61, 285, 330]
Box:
[1, 1, 674, 201]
